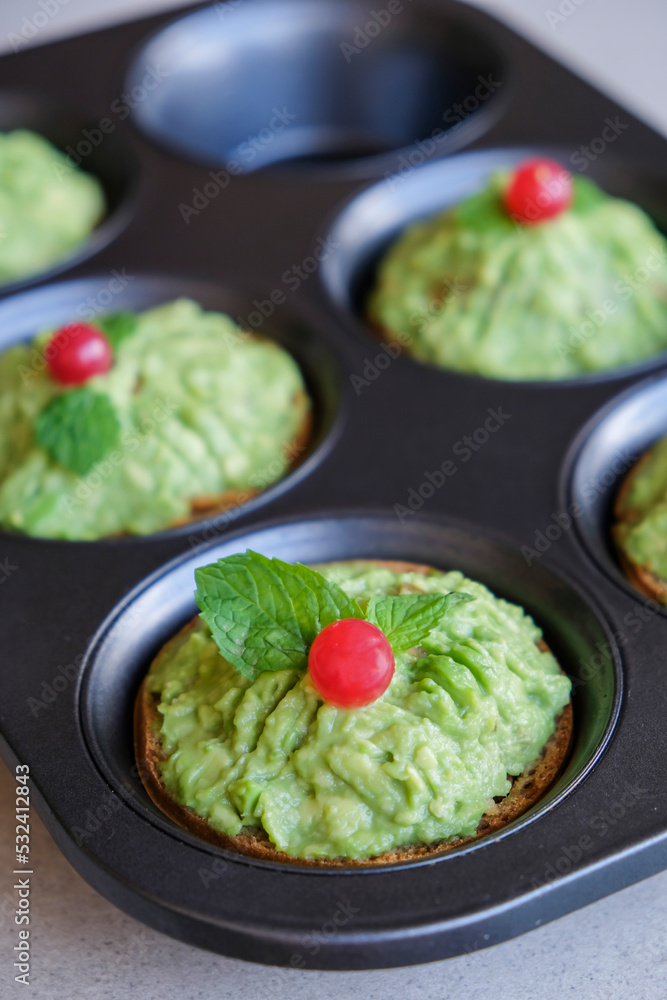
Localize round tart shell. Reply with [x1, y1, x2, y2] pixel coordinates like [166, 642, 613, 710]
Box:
[134, 560, 573, 866]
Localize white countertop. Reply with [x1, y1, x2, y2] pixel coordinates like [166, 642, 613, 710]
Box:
[2, 1, 667, 997]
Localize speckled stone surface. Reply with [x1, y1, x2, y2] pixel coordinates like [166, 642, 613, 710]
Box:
[1, 1, 667, 996]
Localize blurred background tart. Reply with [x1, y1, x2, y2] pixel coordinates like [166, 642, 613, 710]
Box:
[368, 158, 667, 381]
[0, 298, 311, 539]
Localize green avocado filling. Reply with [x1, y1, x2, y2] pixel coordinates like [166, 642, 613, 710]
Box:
[0, 299, 310, 539]
[148, 562, 571, 860]
[0, 130, 105, 284]
[615, 438, 667, 587]
[368, 172, 667, 380]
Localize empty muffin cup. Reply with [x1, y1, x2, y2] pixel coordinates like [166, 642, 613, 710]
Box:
[126, 0, 506, 175]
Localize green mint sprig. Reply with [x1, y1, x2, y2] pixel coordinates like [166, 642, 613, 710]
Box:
[195, 552, 363, 682]
[96, 312, 139, 351]
[195, 550, 472, 682]
[366, 592, 471, 654]
[35, 387, 120, 476]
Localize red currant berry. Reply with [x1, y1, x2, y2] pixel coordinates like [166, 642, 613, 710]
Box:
[503, 158, 572, 224]
[308, 618, 395, 709]
[45, 323, 113, 386]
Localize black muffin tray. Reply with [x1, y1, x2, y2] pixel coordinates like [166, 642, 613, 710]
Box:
[2, 0, 667, 972]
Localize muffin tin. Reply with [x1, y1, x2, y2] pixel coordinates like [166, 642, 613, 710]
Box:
[1, 0, 667, 971]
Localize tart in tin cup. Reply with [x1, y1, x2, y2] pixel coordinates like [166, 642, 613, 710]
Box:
[367, 157, 667, 381]
[0, 299, 311, 540]
[0, 128, 106, 286]
[613, 441, 667, 603]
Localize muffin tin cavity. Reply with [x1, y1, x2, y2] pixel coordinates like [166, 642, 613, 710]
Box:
[80, 514, 620, 867]
[322, 147, 667, 382]
[0, 276, 341, 542]
[0, 92, 138, 289]
[566, 372, 667, 603]
[126, 0, 505, 175]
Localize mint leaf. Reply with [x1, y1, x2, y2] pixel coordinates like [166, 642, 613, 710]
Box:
[289, 561, 364, 627]
[453, 183, 513, 232]
[96, 312, 138, 351]
[195, 550, 363, 681]
[366, 592, 472, 654]
[35, 388, 120, 476]
[571, 175, 607, 215]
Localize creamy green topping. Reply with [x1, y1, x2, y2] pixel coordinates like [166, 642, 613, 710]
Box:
[615, 438, 667, 586]
[0, 130, 105, 284]
[149, 563, 571, 860]
[368, 173, 667, 380]
[0, 299, 309, 539]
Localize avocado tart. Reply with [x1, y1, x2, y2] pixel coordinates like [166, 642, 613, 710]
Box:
[0, 129, 105, 285]
[368, 158, 667, 381]
[135, 555, 573, 866]
[0, 299, 311, 539]
[613, 440, 667, 603]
